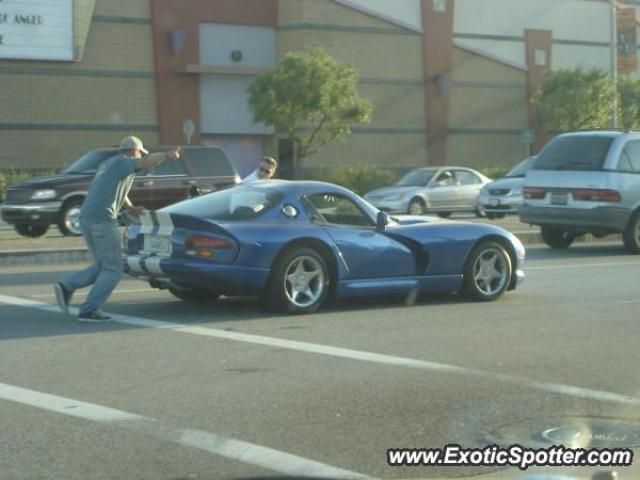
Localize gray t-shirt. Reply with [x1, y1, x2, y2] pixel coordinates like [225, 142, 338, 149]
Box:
[81, 154, 138, 223]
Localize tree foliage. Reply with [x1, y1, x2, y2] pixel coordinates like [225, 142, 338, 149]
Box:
[532, 68, 615, 131]
[248, 49, 373, 159]
[617, 74, 640, 129]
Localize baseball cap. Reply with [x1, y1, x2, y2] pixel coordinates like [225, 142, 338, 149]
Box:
[119, 136, 148, 155]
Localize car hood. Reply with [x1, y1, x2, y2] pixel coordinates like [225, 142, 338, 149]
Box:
[484, 177, 524, 190]
[8, 173, 93, 190]
[365, 186, 421, 197]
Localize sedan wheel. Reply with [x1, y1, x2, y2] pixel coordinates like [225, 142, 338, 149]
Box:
[463, 241, 512, 301]
[623, 211, 640, 254]
[268, 247, 329, 314]
[407, 198, 425, 216]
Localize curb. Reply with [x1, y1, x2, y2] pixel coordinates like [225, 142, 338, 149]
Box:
[0, 248, 92, 267]
[0, 232, 625, 268]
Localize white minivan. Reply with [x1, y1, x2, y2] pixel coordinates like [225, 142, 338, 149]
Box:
[519, 131, 640, 253]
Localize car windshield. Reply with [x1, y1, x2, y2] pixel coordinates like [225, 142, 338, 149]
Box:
[62, 150, 116, 174]
[396, 169, 436, 187]
[532, 136, 613, 171]
[504, 157, 536, 177]
[164, 185, 283, 220]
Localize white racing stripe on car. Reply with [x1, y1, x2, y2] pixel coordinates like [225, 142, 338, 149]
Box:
[155, 211, 174, 236]
[126, 256, 144, 273]
[2, 294, 640, 408]
[143, 256, 164, 275]
[0, 382, 371, 480]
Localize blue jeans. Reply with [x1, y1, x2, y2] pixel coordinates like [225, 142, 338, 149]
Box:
[61, 219, 123, 315]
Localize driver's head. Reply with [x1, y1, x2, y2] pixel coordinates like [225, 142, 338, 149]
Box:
[257, 156, 278, 179]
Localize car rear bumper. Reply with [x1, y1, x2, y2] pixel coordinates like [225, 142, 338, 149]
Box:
[1, 202, 62, 225]
[478, 196, 522, 214]
[123, 254, 270, 295]
[518, 205, 631, 231]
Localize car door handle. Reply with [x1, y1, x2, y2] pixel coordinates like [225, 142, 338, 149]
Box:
[140, 180, 154, 187]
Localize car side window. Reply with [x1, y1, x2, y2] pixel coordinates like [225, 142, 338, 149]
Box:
[620, 141, 640, 172]
[456, 170, 481, 185]
[306, 193, 373, 227]
[434, 171, 456, 187]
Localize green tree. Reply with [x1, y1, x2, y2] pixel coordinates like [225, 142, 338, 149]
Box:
[248, 49, 373, 160]
[532, 68, 615, 131]
[618, 74, 640, 129]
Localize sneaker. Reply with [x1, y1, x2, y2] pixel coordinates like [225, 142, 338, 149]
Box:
[54, 282, 72, 314]
[77, 310, 112, 323]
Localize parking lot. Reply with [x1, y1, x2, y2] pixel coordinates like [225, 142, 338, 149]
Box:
[1, 240, 639, 479]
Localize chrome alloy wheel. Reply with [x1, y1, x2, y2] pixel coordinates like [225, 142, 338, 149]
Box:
[64, 206, 83, 235]
[283, 255, 325, 308]
[472, 248, 509, 296]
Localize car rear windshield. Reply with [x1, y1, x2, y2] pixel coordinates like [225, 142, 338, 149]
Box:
[532, 136, 613, 171]
[505, 156, 535, 177]
[63, 149, 117, 174]
[164, 185, 283, 220]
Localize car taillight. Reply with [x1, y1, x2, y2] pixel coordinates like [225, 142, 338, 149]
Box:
[185, 234, 231, 258]
[523, 187, 546, 199]
[573, 189, 621, 202]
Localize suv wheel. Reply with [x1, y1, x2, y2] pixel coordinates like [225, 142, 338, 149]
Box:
[58, 198, 83, 236]
[623, 211, 640, 254]
[14, 224, 49, 238]
[541, 226, 575, 249]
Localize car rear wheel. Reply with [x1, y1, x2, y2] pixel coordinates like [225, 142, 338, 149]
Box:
[540, 226, 575, 249]
[267, 247, 329, 314]
[623, 211, 640, 254]
[169, 288, 220, 303]
[58, 198, 83, 236]
[463, 241, 512, 301]
[14, 224, 49, 238]
[407, 198, 426, 216]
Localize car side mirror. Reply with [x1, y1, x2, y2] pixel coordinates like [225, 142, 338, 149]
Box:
[376, 211, 389, 232]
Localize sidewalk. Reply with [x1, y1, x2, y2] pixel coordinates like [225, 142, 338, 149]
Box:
[0, 216, 620, 267]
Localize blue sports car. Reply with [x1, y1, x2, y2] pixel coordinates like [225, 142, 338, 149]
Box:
[123, 180, 525, 314]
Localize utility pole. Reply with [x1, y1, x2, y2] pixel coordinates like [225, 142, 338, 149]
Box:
[611, 0, 618, 128]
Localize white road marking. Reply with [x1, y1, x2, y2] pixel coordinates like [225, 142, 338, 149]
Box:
[527, 261, 640, 271]
[2, 294, 640, 408]
[0, 382, 371, 479]
[29, 288, 154, 299]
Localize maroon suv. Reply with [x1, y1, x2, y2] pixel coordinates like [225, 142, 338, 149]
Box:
[1, 146, 240, 237]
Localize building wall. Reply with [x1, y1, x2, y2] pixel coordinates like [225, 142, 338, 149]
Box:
[449, 46, 528, 167]
[277, 0, 429, 169]
[0, 0, 158, 170]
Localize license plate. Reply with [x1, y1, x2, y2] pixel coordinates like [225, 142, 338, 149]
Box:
[489, 198, 500, 206]
[143, 235, 171, 256]
[550, 192, 568, 205]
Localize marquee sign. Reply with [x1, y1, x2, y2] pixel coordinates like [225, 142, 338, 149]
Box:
[0, 0, 74, 61]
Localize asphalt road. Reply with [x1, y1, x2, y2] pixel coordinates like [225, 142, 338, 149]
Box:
[1, 244, 639, 480]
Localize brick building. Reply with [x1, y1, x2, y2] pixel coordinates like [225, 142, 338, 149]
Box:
[0, 0, 637, 175]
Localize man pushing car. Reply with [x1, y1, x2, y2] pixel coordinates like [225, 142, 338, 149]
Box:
[54, 136, 181, 322]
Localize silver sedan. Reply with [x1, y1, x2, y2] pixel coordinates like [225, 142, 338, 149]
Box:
[364, 167, 492, 217]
